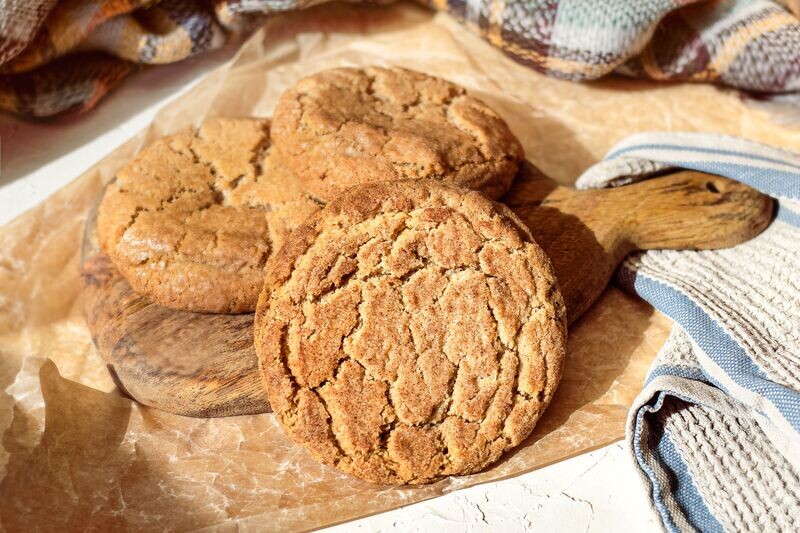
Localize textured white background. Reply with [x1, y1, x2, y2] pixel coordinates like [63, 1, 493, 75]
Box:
[0, 49, 659, 532]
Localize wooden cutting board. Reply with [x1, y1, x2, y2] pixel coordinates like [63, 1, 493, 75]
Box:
[82, 164, 773, 417]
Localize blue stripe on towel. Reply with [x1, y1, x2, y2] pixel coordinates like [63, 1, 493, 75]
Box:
[632, 393, 683, 533]
[776, 203, 800, 228]
[607, 144, 800, 172]
[646, 364, 708, 386]
[656, 430, 724, 533]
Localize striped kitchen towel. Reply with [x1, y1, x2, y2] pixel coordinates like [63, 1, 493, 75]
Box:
[576, 133, 800, 532]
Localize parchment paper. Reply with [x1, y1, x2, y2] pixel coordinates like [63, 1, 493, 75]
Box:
[2, 3, 800, 530]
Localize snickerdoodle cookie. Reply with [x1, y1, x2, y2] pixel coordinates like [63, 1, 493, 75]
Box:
[254, 180, 567, 484]
[97, 118, 321, 313]
[271, 67, 523, 201]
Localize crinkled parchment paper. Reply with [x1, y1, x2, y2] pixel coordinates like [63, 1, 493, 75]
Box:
[2, 3, 800, 530]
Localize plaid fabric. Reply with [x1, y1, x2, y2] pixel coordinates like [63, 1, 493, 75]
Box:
[0, 0, 799, 117]
[444, 0, 800, 91]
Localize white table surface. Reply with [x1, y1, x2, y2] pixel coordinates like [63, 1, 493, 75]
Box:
[0, 50, 660, 533]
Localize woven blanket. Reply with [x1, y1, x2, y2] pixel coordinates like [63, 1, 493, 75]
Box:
[1, 0, 800, 117]
[576, 133, 800, 532]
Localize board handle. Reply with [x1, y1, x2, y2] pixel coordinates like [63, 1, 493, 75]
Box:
[609, 171, 774, 253]
[507, 168, 774, 323]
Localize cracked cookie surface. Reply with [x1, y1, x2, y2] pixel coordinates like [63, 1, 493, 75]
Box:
[271, 67, 523, 201]
[97, 118, 321, 313]
[255, 180, 567, 484]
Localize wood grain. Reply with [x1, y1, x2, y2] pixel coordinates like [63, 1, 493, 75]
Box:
[83, 254, 269, 417]
[81, 196, 270, 418]
[82, 166, 773, 417]
[505, 163, 774, 323]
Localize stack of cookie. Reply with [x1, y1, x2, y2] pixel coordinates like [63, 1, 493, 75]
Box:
[97, 67, 567, 485]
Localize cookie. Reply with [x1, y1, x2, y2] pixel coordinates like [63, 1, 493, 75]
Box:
[271, 67, 523, 201]
[254, 180, 567, 484]
[97, 118, 321, 314]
